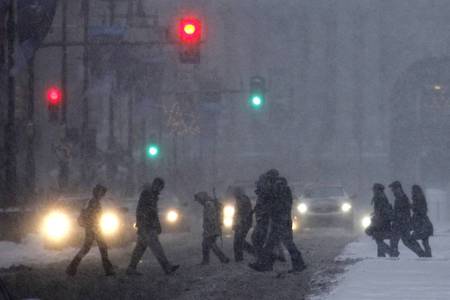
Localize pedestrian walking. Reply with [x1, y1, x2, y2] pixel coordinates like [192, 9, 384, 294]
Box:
[411, 185, 433, 257]
[66, 184, 115, 276]
[389, 181, 426, 257]
[365, 183, 395, 257]
[194, 192, 230, 265]
[126, 178, 179, 275]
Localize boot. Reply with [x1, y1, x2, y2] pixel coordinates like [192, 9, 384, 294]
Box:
[248, 262, 273, 272]
[220, 257, 230, 264]
[126, 268, 143, 276]
[102, 259, 116, 276]
[66, 256, 81, 276]
[289, 257, 307, 273]
[165, 265, 180, 275]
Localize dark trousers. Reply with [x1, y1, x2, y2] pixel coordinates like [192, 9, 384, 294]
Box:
[391, 229, 426, 257]
[251, 218, 269, 259]
[259, 225, 305, 269]
[128, 229, 171, 272]
[420, 237, 432, 257]
[67, 229, 113, 274]
[234, 226, 255, 261]
[202, 236, 229, 263]
[375, 239, 394, 257]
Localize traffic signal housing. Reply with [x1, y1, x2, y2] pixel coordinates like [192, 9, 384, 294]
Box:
[248, 76, 266, 110]
[177, 17, 202, 64]
[46, 86, 62, 122]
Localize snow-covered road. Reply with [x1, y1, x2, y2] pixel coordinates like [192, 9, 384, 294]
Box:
[0, 228, 355, 300]
[314, 228, 450, 300]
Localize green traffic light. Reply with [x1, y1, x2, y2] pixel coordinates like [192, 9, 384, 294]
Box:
[249, 94, 264, 109]
[146, 144, 160, 159]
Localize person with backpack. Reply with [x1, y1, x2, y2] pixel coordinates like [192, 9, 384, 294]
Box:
[411, 185, 433, 257]
[194, 191, 230, 265]
[66, 184, 115, 276]
[126, 178, 179, 275]
[365, 183, 396, 257]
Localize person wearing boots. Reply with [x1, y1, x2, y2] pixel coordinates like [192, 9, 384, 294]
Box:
[411, 185, 433, 257]
[232, 186, 255, 262]
[195, 192, 230, 265]
[389, 181, 426, 257]
[126, 178, 179, 275]
[66, 184, 115, 276]
[249, 177, 307, 273]
[365, 183, 396, 257]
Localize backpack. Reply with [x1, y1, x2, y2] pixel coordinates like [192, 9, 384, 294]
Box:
[77, 207, 89, 228]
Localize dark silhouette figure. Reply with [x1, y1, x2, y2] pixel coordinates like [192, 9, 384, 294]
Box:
[365, 183, 395, 257]
[251, 169, 279, 259]
[389, 181, 426, 257]
[195, 192, 230, 265]
[250, 177, 306, 272]
[127, 178, 179, 275]
[411, 185, 433, 257]
[232, 186, 255, 262]
[66, 185, 115, 276]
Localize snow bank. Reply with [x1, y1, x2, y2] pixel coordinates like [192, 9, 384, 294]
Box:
[0, 235, 81, 268]
[315, 228, 450, 300]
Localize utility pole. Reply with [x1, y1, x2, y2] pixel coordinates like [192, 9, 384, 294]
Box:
[106, 0, 118, 187]
[25, 58, 35, 202]
[80, 0, 91, 187]
[4, 0, 17, 206]
[58, 0, 69, 191]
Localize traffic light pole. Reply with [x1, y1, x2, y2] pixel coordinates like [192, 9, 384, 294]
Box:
[4, 0, 17, 206]
[80, 0, 91, 188]
[59, 0, 69, 191]
[25, 58, 36, 202]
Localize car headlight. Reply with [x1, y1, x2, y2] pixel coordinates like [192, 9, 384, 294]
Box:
[100, 212, 120, 236]
[223, 205, 235, 218]
[341, 202, 352, 213]
[297, 203, 308, 214]
[42, 211, 71, 241]
[223, 205, 235, 228]
[223, 218, 233, 228]
[292, 217, 299, 231]
[166, 210, 179, 223]
[361, 216, 371, 229]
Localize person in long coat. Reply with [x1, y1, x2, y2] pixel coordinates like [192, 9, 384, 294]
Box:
[389, 181, 425, 257]
[365, 183, 395, 257]
[411, 185, 433, 257]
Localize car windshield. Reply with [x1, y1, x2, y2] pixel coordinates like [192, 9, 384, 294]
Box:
[305, 187, 344, 198]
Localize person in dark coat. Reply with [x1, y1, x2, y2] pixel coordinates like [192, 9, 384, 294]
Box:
[411, 185, 433, 257]
[232, 186, 255, 262]
[66, 184, 115, 276]
[250, 177, 306, 272]
[195, 192, 230, 265]
[126, 178, 179, 275]
[251, 169, 279, 259]
[389, 181, 426, 257]
[365, 183, 395, 257]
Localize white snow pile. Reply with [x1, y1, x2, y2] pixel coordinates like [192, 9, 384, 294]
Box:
[0, 235, 82, 269]
[314, 228, 450, 300]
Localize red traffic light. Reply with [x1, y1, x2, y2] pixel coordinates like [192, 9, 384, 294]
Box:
[46, 86, 62, 106]
[178, 17, 202, 44]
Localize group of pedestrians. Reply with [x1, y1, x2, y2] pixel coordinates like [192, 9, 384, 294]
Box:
[366, 181, 433, 258]
[65, 169, 306, 277]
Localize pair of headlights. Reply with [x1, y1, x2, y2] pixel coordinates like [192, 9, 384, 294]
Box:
[42, 210, 121, 241]
[296, 202, 352, 214]
[223, 205, 236, 228]
[42, 209, 182, 242]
